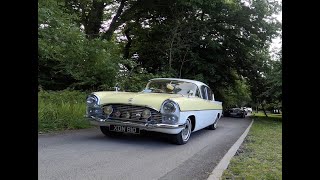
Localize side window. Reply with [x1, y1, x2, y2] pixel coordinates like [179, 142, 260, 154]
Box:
[195, 88, 201, 97]
[200, 85, 208, 100]
[207, 87, 213, 100]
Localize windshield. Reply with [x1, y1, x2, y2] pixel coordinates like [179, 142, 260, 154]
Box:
[144, 80, 198, 96]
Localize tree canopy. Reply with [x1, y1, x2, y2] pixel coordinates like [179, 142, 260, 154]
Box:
[38, 0, 282, 109]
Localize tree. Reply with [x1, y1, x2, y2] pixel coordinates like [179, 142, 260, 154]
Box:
[119, 0, 281, 103]
[39, 0, 282, 110]
[247, 47, 282, 117]
[39, 0, 120, 90]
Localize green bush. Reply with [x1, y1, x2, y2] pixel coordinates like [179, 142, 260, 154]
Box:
[38, 90, 91, 132]
[38, 0, 120, 91]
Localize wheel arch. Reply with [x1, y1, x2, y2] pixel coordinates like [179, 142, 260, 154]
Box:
[188, 115, 196, 132]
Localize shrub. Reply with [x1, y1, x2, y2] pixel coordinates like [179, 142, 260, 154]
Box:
[38, 90, 91, 132]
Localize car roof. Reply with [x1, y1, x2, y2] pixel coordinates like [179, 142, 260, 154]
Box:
[149, 78, 207, 87]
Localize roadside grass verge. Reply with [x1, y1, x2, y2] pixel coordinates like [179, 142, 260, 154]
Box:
[222, 113, 282, 179]
[38, 90, 92, 133]
[253, 111, 282, 121]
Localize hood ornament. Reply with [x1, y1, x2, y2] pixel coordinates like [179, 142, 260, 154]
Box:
[128, 98, 133, 102]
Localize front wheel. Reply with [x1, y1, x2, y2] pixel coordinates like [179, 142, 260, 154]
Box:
[171, 117, 192, 145]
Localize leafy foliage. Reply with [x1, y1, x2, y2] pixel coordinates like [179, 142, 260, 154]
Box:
[220, 78, 252, 109]
[38, 0, 120, 90]
[38, 0, 282, 111]
[107, 0, 281, 103]
[38, 90, 91, 132]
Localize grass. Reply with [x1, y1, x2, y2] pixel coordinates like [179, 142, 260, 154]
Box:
[221, 112, 282, 180]
[38, 90, 92, 133]
[253, 111, 282, 120]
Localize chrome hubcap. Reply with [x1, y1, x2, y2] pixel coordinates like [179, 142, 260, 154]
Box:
[182, 118, 191, 141]
[214, 117, 219, 128]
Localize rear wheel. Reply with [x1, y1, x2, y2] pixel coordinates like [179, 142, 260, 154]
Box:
[208, 115, 219, 130]
[172, 117, 192, 145]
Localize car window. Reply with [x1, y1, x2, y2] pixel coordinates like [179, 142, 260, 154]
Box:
[207, 87, 213, 100]
[146, 80, 197, 95]
[200, 85, 208, 100]
[195, 88, 201, 97]
[200, 85, 214, 100]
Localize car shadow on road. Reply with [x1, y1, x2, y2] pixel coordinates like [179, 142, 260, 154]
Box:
[85, 127, 218, 148]
[87, 131, 175, 146]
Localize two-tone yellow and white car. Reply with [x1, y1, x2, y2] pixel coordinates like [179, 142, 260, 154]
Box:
[85, 78, 223, 145]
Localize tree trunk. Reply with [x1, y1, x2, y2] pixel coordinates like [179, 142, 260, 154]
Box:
[169, 37, 174, 70]
[169, 25, 179, 71]
[261, 104, 268, 117]
[179, 61, 184, 78]
[179, 51, 188, 78]
[102, 0, 127, 40]
[200, 11, 204, 21]
[123, 26, 132, 59]
[84, 0, 106, 39]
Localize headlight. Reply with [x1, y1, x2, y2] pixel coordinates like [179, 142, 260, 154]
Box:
[103, 105, 113, 115]
[163, 102, 176, 114]
[162, 115, 178, 123]
[142, 109, 151, 119]
[122, 111, 130, 119]
[86, 94, 103, 117]
[161, 100, 179, 114]
[86, 94, 99, 106]
[161, 100, 180, 124]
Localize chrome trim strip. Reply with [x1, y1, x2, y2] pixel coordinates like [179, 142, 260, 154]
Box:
[86, 116, 185, 129]
[90, 93, 101, 105]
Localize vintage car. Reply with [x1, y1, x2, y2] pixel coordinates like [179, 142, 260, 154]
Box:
[224, 108, 246, 118]
[244, 107, 253, 113]
[85, 78, 223, 145]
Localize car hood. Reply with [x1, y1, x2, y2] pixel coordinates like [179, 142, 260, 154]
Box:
[93, 91, 183, 111]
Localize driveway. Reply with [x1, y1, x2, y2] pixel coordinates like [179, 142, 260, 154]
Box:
[38, 117, 252, 180]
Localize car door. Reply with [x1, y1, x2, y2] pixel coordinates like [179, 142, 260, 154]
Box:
[192, 85, 217, 129]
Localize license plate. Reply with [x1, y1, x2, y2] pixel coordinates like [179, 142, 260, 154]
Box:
[109, 125, 140, 134]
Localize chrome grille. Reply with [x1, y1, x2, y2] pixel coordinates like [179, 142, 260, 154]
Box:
[104, 104, 162, 123]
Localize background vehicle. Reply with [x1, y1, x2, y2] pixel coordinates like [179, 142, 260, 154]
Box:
[243, 107, 252, 113]
[224, 108, 246, 118]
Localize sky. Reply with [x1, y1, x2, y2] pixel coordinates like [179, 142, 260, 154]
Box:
[268, 9, 282, 60]
[269, 0, 282, 57]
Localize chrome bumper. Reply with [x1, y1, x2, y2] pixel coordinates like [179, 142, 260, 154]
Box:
[86, 116, 186, 129]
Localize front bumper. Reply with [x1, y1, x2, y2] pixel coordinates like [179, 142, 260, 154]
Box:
[86, 116, 186, 132]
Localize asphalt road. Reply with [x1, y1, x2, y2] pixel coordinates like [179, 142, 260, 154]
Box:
[38, 117, 252, 180]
